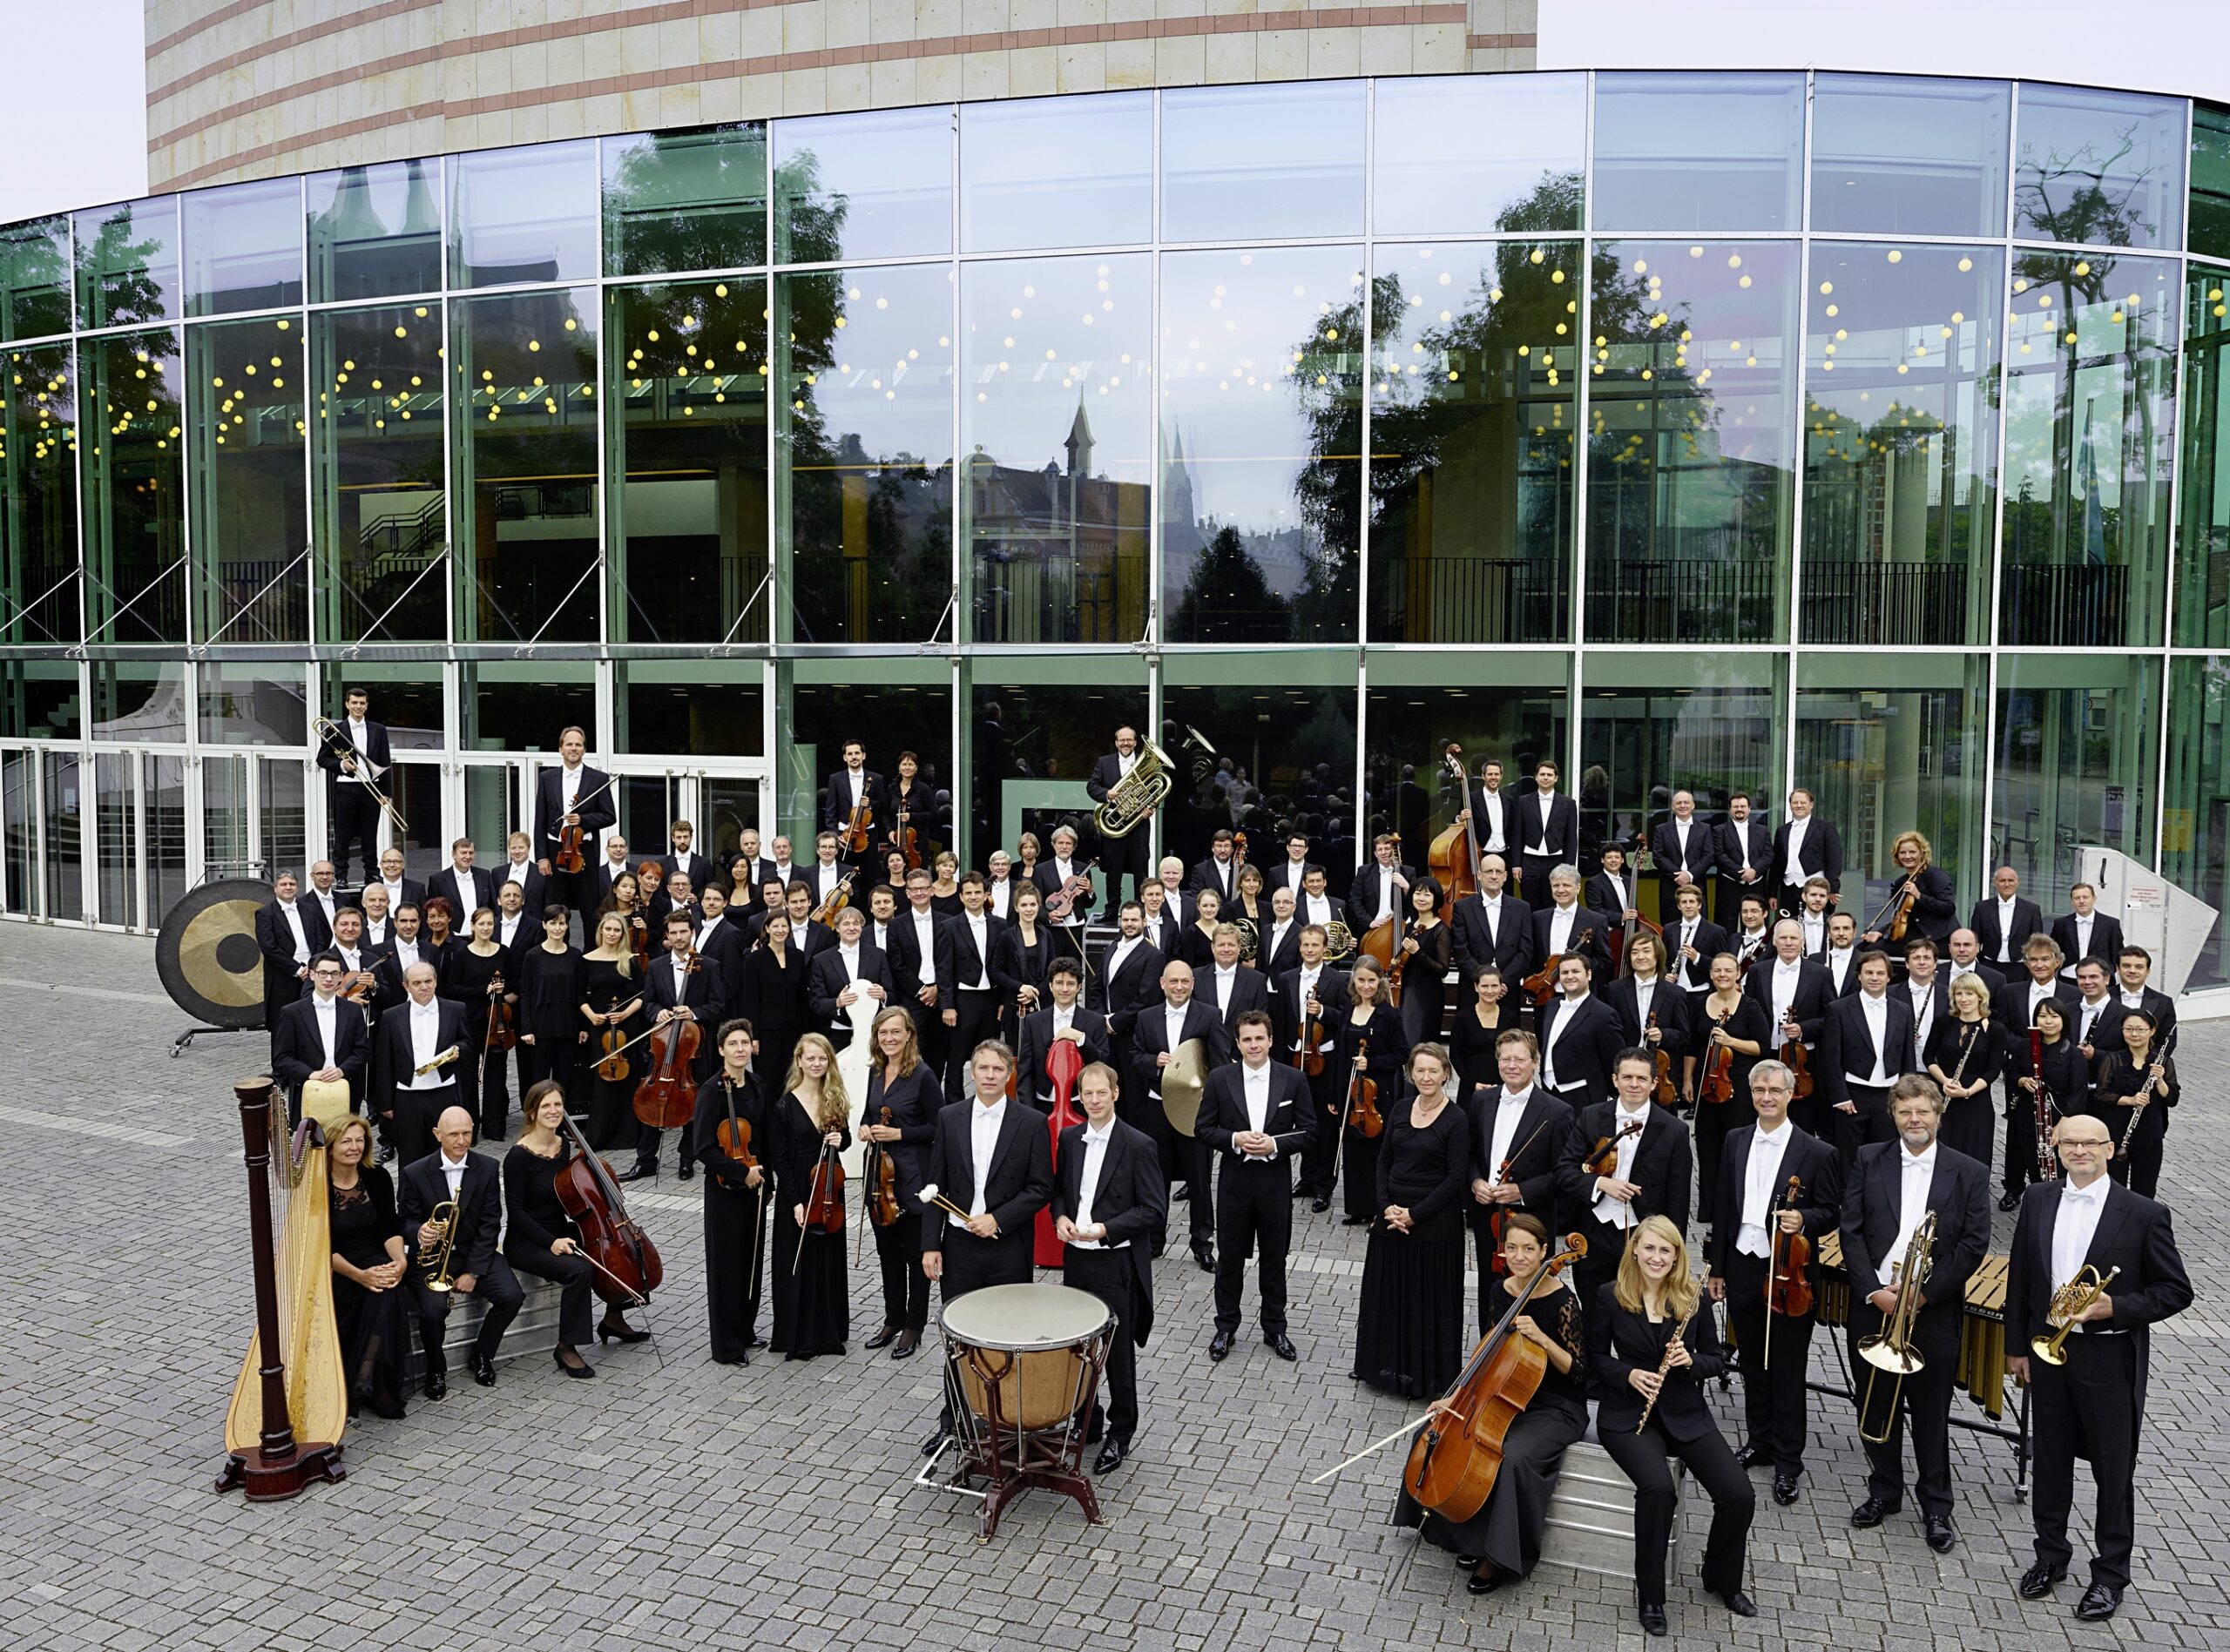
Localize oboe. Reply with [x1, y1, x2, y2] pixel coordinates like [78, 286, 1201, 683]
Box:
[2031, 1028, 2058, 1183]
[1635, 1304, 1696, 1433]
[2117, 1028, 2177, 1157]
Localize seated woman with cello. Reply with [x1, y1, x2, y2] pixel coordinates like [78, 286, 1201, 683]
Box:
[768, 1032, 853, 1359]
[691, 1018, 767, 1365]
[859, 1005, 941, 1359]
[1394, 1211, 1585, 1596]
[503, 1079, 645, 1379]
[1352, 1044, 1468, 1396]
[579, 912, 645, 1152]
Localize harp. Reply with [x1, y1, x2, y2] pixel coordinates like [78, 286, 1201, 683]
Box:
[218, 1077, 348, 1500]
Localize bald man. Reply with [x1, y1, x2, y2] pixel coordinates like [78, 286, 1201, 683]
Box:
[397, 1106, 523, 1397]
[371, 961, 470, 1166]
[1125, 958, 1234, 1271]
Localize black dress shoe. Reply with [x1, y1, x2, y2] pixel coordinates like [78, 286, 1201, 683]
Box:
[1714, 1588, 1758, 1618]
[1772, 1474, 1801, 1507]
[1341, 1214, 1370, 1227]
[1924, 1514, 1957, 1554]
[1639, 1603, 1667, 1637]
[1093, 1438, 1128, 1475]
[677, 1160, 695, 1182]
[552, 1349, 596, 1379]
[1209, 1330, 1233, 1362]
[1849, 1497, 1897, 1528]
[2017, 1562, 2067, 1599]
[375, 1144, 395, 1166]
[892, 1330, 920, 1359]
[1193, 1242, 1216, 1273]
[369, 1394, 408, 1419]
[1997, 1190, 2022, 1211]
[616, 1163, 657, 1183]
[1267, 1332, 1299, 1361]
[743, 1333, 766, 1350]
[1310, 1196, 1331, 1213]
[920, 1427, 949, 1458]
[2074, 1582, 2121, 1621]
[423, 1372, 447, 1401]
[1453, 1554, 1481, 1570]
[1735, 1442, 1772, 1469]
[863, 1324, 899, 1350]
[1465, 1564, 1501, 1596]
[598, 1315, 651, 1345]
[471, 1352, 497, 1387]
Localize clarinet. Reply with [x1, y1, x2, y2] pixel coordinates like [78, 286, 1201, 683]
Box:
[2031, 1028, 2058, 1183]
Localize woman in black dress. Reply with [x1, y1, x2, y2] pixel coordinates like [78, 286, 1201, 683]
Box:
[2003, 999, 2085, 1209]
[421, 896, 461, 993]
[1449, 966, 1514, 1098]
[691, 1018, 767, 1365]
[1398, 875, 1453, 1048]
[1926, 972, 2002, 1168]
[1232, 862, 1269, 938]
[1395, 1212, 1585, 1595]
[449, 905, 510, 1138]
[1689, 952, 1769, 1223]
[1335, 957, 1409, 1225]
[2096, 1008, 2177, 1197]
[1352, 1042, 1469, 1396]
[1178, 887, 1224, 971]
[859, 1005, 941, 1358]
[745, 909, 809, 1093]
[516, 907, 585, 1094]
[929, 853, 963, 917]
[768, 1032, 852, 1358]
[325, 1116, 409, 1419]
[503, 1079, 632, 1377]
[1590, 1214, 1754, 1636]
[579, 912, 645, 1151]
[883, 750, 929, 865]
[996, 882, 1056, 1028]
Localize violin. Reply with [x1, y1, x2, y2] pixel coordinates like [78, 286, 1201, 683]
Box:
[802, 1134, 847, 1234]
[1295, 988, 1328, 1077]
[1403, 1231, 1587, 1522]
[1344, 1034, 1383, 1140]
[625, 911, 652, 973]
[1519, 960, 1559, 1006]
[484, 971, 517, 1052]
[715, 1074, 758, 1167]
[869, 1105, 902, 1229]
[1034, 1037, 1086, 1268]
[1766, 1173, 1814, 1322]
[1781, 1034, 1814, 1100]
[1701, 1008, 1736, 1105]
[337, 968, 378, 1005]
[1865, 874, 1920, 946]
[552, 1109, 663, 1307]
[554, 819, 588, 876]
[595, 1008, 639, 1082]
[1647, 1010, 1676, 1107]
[841, 790, 875, 858]
[810, 869, 856, 927]
[1582, 1116, 1645, 1178]
[1041, 856, 1099, 923]
[632, 954, 703, 1129]
[891, 798, 921, 871]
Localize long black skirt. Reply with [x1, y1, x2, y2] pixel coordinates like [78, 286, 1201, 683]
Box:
[585, 1065, 637, 1153]
[769, 1200, 848, 1357]
[1395, 1398, 1585, 1578]
[1353, 1221, 1464, 1398]
[1938, 1089, 1995, 1174]
[705, 1175, 767, 1361]
[1341, 1127, 1384, 1222]
[332, 1271, 410, 1410]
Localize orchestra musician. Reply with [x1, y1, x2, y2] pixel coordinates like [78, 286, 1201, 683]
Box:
[1841, 1075, 1990, 1554]
[1465, 1030, 1572, 1332]
[371, 961, 467, 1166]
[1584, 841, 1642, 940]
[1602, 931, 1689, 1086]
[1691, 952, 1770, 1217]
[1771, 789, 1843, 918]
[859, 1006, 941, 1359]
[740, 907, 809, 1097]
[1926, 974, 2003, 1169]
[379, 852, 431, 926]
[504, 1080, 629, 1379]
[983, 850, 1020, 921]
[1514, 760, 1578, 902]
[1056, 1060, 1167, 1475]
[497, 831, 548, 915]
[1900, 937, 1950, 1076]
[1348, 834, 1413, 941]
[302, 859, 342, 935]
[533, 727, 618, 926]
[2003, 999, 2083, 1210]
[882, 752, 929, 864]
[1664, 883, 1727, 1005]
[1278, 923, 1351, 1213]
[824, 740, 883, 866]
[1819, 911, 1860, 995]
[514, 906, 585, 1098]
[934, 873, 1010, 1101]
[317, 684, 391, 885]
[1351, 1043, 1469, 1397]
[1713, 792, 1772, 931]
[2105, 946, 2176, 1049]
[2093, 1010, 2176, 1199]
[891, 867, 946, 1082]
[1971, 866, 2044, 969]
[1032, 823, 1091, 928]
[1650, 790, 1715, 920]
[1448, 966, 1517, 1098]
[1863, 832, 1956, 948]
[587, 836, 635, 914]
[255, 869, 328, 1030]
[2051, 883, 2125, 981]
[1790, 877, 1834, 960]
[692, 1021, 767, 1365]
[1269, 833, 1316, 901]
[807, 904, 894, 1049]
[1398, 877, 1453, 1048]
[1129, 959, 1233, 1270]
[1535, 954, 1622, 1109]
[578, 913, 645, 1152]
[781, 881, 836, 965]
[399, 1105, 525, 1397]
[271, 951, 369, 1125]
[1706, 1060, 1841, 1507]
[447, 906, 510, 1138]
[1447, 753, 1514, 871]
[1199, 920, 1271, 1035]
[1016, 958, 1113, 1109]
[1085, 726, 1156, 914]
[767, 1034, 852, 1359]
[804, 832, 849, 911]
[624, 913, 727, 1183]
[2072, 963, 2120, 1078]
[2005, 1116, 2193, 1622]
[1943, 927, 2002, 995]
[690, 883, 747, 981]
[324, 1115, 409, 1419]
[659, 819, 715, 899]
[1296, 868, 1348, 941]
[1728, 895, 1772, 974]
[1993, 936, 2078, 1068]
[1255, 885, 1302, 988]
[1531, 868, 1609, 985]
[1188, 829, 1241, 906]
[1197, 1012, 1311, 1364]
[1561, 1049, 1693, 1318]
[1333, 958, 1409, 1228]
[1818, 949, 1917, 1164]
[726, 829, 777, 916]
[1174, 884, 1222, 971]
[425, 837, 495, 934]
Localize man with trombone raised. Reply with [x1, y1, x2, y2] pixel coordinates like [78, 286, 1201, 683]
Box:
[316, 684, 395, 887]
[2005, 1116, 2192, 1622]
[1837, 1072, 1988, 1554]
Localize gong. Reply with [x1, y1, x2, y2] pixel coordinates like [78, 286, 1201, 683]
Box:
[157, 879, 274, 1031]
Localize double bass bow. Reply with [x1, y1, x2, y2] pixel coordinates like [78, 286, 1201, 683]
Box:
[1032, 1036, 1086, 1269]
[553, 1109, 663, 1308]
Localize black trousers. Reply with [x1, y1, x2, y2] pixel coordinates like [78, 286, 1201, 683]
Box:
[936, 1233, 1034, 1432]
[2030, 1333, 2141, 1590]
[1097, 831, 1150, 912]
[1518, 856, 1562, 907]
[1832, 1082, 1895, 1167]
[1716, 873, 1766, 930]
[1213, 1162, 1293, 1335]
[1571, 1217, 1635, 1328]
[1694, 1089, 1757, 1221]
[391, 1081, 459, 1168]
[871, 1210, 930, 1332]
[546, 870, 595, 941]
[1722, 1252, 1817, 1474]
[1296, 1065, 1342, 1197]
[1850, 1305, 1959, 1518]
[503, 1243, 596, 1348]
[2112, 1136, 2166, 1200]
[2002, 1078, 2051, 1199]
[331, 784, 381, 883]
[1598, 1418, 1754, 1608]
[1064, 1245, 1141, 1443]
[409, 1254, 524, 1374]
[943, 989, 1001, 1101]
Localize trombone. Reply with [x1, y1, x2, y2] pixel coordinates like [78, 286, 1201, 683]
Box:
[1857, 1210, 1936, 1442]
[2031, 1264, 2120, 1365]
[418, 1199, 461, 1293]
[315, 714, 409, 835]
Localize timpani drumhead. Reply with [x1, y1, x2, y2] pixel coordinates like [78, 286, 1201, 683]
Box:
[941, 1284, 1112, 1433]
[940, 1283, 1110, 1350]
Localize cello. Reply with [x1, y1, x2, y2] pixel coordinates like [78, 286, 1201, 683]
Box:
[553, 1109, 663, 1306]
[1428, 744, 1482, 906]
[1032, 1037, 1085, 1268]
[632, 954, 703, 1129]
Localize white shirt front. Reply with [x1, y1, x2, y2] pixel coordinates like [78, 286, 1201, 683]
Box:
[1303, 892, 1333, 927]
[561, 762, 584, 813]
[280, 900, 310, 963]
[911, 907, 937, 962]
[986, 878, 1011, 920]
[1784, 816, 1813, 880]
[1241, 1062, 1274, 1139]
[845, 767, 866, 806]
[1524, 791, 1555, 857]
[1591, 1102, 1651, 1228]
[1477, 790, 1507, 853]
[1908, 979, 1936, 1061]
[1736, 1119, 1794, 1258]
[1282, 860, 1309, 894]
[2029, 979, 2058, 1019]
[1159, 1003, 1189, 1086]
[1542, 993, 1587, 1089]
[393, 936, 422, 974]
[1889, 1143, 1938, 1271]
[2078, 996, 2110, 1047]
[814, 862, 843, 901]
[1733, 820, 1754, 873]
[1071, 1121, 1122, 1249]
[1213, 965, 1238, 1015]
[964, 914, 991, 991]
[2050, 1178, 2112, 1332]
[406, 1001, 446, 1090]
[311, 993, 340, 1068]
[506, 859, 532, 887]
[1826, 947, 1855, 993]
[1292, 966, 1321, 1050]
[967, 1099, 1007, 1218]
[1855, 992, 1891, 1085]
[1633, 977, 1658, 1032]
[1372, 866, 1398, 925]
[2062, 916, 2094, 979]
[439, 1151, 469, 1202]
[1996, 896, 2019, 961]
[343, 716, 371, 779]
[498, 914, 523, 949]
[1549, 904, 1578, 958]
[310, 887, 338, 928]
[1771, 959, 1802, 1029]
[1267, 920, 1294, 964]
[1487, 1088, 1532, 1179]
[1600, 869, 1629, 915]
[448, 865, 481, 921]
[1107, 935, 1142, 983]
[1801, 911, 1825, 954]
[381, 877, 406, 910]
[1675, 917, 1704, 988]
[2118, 987, 2146, 1010]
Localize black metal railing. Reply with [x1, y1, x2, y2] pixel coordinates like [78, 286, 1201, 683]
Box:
[1801, 559, 1972, 647]
[1584, 555, 1781, 644]
[1369, 552, 1566, 643]
[1998, 560, 2131, 648]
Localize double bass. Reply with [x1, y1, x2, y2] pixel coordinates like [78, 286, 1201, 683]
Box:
[553, 1109, 663, 1306]
[632, 954, 703, 1129]
[1428, 745, 1482, 906]
[1032, 1037, 1085, 1268]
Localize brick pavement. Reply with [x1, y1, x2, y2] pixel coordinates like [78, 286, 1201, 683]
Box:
[0, 922, 2225, 1649]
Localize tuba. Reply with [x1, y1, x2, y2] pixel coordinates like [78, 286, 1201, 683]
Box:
[2031, 1264, 2120, 1365]
[1857, 1210, 1936, 1441]
[1093, 738, 1173, 839]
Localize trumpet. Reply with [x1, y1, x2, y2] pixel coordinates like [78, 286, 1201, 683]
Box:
[1092, 738, 1172, 839]
[2031, 1264, 2120, 1365]
[1858, 1210, 1936, 1443]
[1321, 920, 1356, 962]
[314, 714, 408, 835]
[419, 1199, 461, 1293]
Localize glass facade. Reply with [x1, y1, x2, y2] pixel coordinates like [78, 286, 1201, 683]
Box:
[0, 69, 2223, 1004]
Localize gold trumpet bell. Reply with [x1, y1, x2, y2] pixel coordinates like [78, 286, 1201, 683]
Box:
[2031, 1264, 2120, 1366]
[420, 1200, 460, 1293]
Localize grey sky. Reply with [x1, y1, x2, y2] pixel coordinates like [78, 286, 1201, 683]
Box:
[1, 0, 147, 223]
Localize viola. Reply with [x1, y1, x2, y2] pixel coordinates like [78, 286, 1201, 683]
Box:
[810, 869, 856, 927]
[554, 819, 588, 876]
[1582, 1117, 1645, 1178]
[1519, 961, 1559, 1006]
[1781, 1035, 1814, 1100]
[1701, 1009, 1736, 1105]
[552, 1110, 663, 1307]
[1647, 1010, 1676, 1107]
[715, 1075, 757, 1166]
[625, 911, 652, 973]
[841, 790, 875, 858]
[483, 970, 517, 1052]
[1865, 873, 1921, 945]
[1041, 857, 1099, 923]
[869, 1105, 902, 1229]
[890, 796, 922, 871]
[632, 954, 703, 1129]
[596, 1022, 634, 1082]
[1766, 1173, 1814, 1321]
[1344, 1034, 1383, 1140]
[1404, 1231, 1587, 1522]
[1034, 1037, 1086, 1268]
[1426, 745, 1482, 906]
[1295, 990, 1328, 1077]
[802, 1136, 846, 1234]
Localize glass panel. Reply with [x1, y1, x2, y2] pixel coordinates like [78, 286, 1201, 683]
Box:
[777, 263, 954, 644]
[781, 664, 951, 867]
[328, 662, 444, 750]
[1362, 651, 1569, 879]
[307, 159, 443, 304]
[42, 750, 81, 921]
[182, 177, 304, 316]
[607, 276, 770, 645]
[1160, 82, 1365, 245]
[460, 661, 595, 752]
[449, 141, 599, 288]
[2001, 252, 2177, 648]
[79, 328, 187, 644]
[960, 93, 1152, 253]
[1794, 652, 1986, 923]
[258, 755, 308, 880]
[88, 660, 188, 740]
[1809, 76, 2010, 239]
[1, 341, 80, 644]
[1161, 657, 1358, 875]
[1580, 651, 1787, 880]
[0, 216, 72, 341]
[604, 124, 768, 276]
[203, 751, 251, 874]
[187, 314, 307, 644]
[74, 196, 181, 328]
[961, 253, 1150, 644]
[1368, 240, 1578, 644]
[0, 660, 79, 738]
[1801, 242, 2002, 648]
[197, 660, 307, 745]
[382, 758, 447, 879]
[451, 287, 601, 644]
[962, 658, 1148, 875]
[463, 762, 524, 871]
[1590, 73, 1804, 233]
[148, 754, 187, 916]
[774, 107, 952, 264]
[1992, 653, 2159, 909]
[1372, 73, 1586, 239]
[698, 779, 761, 869]
[94, 752, 138, 927]
[2181, 267, 2230, 644]
[2195, 105, 2230, 263]
[2014, 84, 2186, 250]
[1585, 239, 1797, 644]
[618, 774, 678, 864]
[2165, 656, 2230, 988]
[615, 658, 764, 756]
[310, 301, 447, 643]
[1159, 246, 1364, 644]
[1, 751, 29, 914]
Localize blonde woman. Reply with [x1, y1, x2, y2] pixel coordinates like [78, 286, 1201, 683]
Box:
[327, 1115, 409, 1419]
[1589, 1213, 1753, 1636]
[1864, 829, 1956, 948]
[1926, 971, 2002, 1166]
[769, 1032, 854, 1359]
[579, 911, 644, 1152]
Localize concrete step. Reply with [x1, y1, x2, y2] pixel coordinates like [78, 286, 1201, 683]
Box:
[1536, 1438, 1683, 1581]
[402, 1274, 572, 1382]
